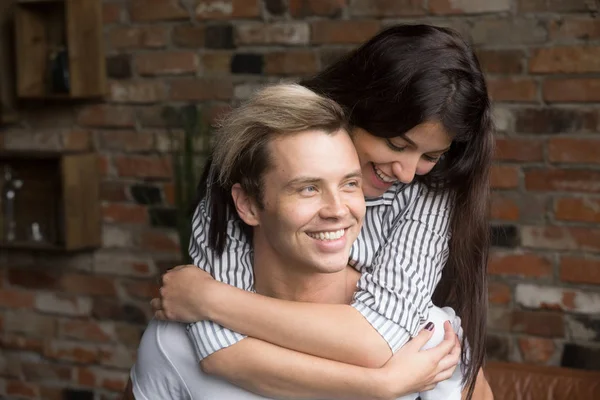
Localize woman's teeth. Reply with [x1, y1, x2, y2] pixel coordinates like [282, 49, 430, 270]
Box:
[307, 229, 345, 241]
[374, 165, 396, 183]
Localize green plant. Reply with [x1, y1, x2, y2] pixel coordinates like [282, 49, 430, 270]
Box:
[163, 105, 212, 263]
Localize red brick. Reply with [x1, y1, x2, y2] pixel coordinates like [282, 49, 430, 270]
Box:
[6, 380, 38, 399]
[140, 230, 180, 252]
[135, 52, 198, 76]
[471, 18, 547, 46]
[100, 182, 128, 202]
[195, 0, 260, 19]
[60, 274, 116, 297]
[530, 46, 600, 74]
[39, 387, 63, 400]
[549, 17, 600, 41]
[163, 182, 175, 205]
[59, 320, 112, 343]
[518, 0, 592, 12]
[489, 252, 553, 278]
[102, 203, 148, 224]
[289, 0, 346, 17]
[170, 78, 234, 101]
[511, 311, 565, 337]
[430, 0, 510, 14]
[77, 367, 96, 386]
[491, 194, 520, 221]
[349, 0, 425, 16]
[8, 269, 59, 290]
[490, 165, 520, 189]
[0, 289, 34, 309]
[548, 138, 600, 165]
[311, 20, 381, 44]
[0, 334, 43, 352]
[130, 0, 188, 22]
[489, 282, 511, 305]
[201, 52, 232, 74]
[560, 256, 600, 285]
[515, 108, 598, 134]
[103, 3, 122, 24]
[114, 156, 172, 179]
[519, 337, 556, 364]
[555, 197, 600, 223]
[236, 22, 310, 46]
[173, 26, 206, 48]
[108, 26, 169, 50]
[97, 130, 154, 152]
[21, 362, 73, 382]
[525, 169, 600, 193]
[521, 226, 600, 252]
[44, 340, 99, 363]
[108, 81, 166, 104]
[98, 155, 110, 177]
[494, 138, 544, 162]
[543, 78, 600, 102]
[265, 51, 319, 76]
[487, 78, 538, 102]
[476, 49, 525, 74]
[77, 105, 135, 128]
[124, 280, 160, 299]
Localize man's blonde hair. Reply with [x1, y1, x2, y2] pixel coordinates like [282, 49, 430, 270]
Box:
[210, 83, 347, 190]
[205, 83, 348, 252]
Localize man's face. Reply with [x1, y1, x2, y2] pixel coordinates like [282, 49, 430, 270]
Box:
[255, 129, 365, 275]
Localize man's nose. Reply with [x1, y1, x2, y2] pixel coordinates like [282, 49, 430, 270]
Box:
[391, 161, 416, 184]
[320, 191, 348, 219]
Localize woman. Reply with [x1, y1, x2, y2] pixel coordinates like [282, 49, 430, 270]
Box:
[154, 24, 493, 399]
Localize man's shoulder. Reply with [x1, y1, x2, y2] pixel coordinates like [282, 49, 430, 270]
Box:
[131, 320, 195, 399]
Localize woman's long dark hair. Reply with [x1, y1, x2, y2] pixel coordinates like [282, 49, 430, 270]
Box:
[300, 25, 494, 399]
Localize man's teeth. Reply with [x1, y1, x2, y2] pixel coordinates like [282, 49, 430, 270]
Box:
[374, 166, 396, 183]
[307, 229, 345, 241]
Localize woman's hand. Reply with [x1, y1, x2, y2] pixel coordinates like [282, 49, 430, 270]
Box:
[378, 321, 461, 398]
[151, 265, 216, 322]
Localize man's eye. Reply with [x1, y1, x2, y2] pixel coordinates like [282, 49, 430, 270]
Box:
[300, 186, 317, 194]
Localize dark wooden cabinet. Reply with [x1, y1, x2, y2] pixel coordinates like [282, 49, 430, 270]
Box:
[14, 0, 106, 99]
[0, 151, 101, 251]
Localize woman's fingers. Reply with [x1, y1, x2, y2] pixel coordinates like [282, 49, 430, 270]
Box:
[405, 324, 436, 351]
[150, 297, 162, 311]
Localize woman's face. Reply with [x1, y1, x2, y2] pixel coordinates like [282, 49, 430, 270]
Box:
[352, 122, 452, 198]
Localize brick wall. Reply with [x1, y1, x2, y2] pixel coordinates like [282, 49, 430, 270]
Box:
[1, 0, 600, 398]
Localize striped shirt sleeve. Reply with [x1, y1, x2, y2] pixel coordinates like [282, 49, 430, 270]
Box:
[186, 197, 254, 361]
[351, 184, 453, 352]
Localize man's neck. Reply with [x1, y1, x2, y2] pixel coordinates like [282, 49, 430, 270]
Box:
[252, 236, 351, 304]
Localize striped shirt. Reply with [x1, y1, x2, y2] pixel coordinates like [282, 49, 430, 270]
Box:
[187, 180, 453, 360]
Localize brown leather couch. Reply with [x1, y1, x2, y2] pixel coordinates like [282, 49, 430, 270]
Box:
[485, 361, 600, 400]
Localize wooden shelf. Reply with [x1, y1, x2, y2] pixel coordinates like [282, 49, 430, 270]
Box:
[0, 151, 101, 251]
[14, 0, 106, 99]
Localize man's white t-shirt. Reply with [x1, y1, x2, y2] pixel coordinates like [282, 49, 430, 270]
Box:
[131, 306, 463, 400]
[131, 318, 270, 400]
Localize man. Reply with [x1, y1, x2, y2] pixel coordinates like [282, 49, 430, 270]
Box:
[124, 84, 466, 400]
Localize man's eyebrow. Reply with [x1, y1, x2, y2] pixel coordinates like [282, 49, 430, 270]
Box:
[284, 169, 362, 189]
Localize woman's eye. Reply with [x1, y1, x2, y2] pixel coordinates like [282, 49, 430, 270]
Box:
[385, 139, 406, 152]
[424, 154, 442, 163]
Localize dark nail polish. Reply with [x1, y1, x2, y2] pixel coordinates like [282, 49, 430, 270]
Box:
[425, 322, 434, 331]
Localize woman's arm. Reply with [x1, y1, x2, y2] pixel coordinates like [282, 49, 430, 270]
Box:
[157, 266, 391, 367]
[200, 323, 460, 400]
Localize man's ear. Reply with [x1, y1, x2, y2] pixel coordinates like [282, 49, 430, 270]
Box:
[231, 183, 260, 226]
